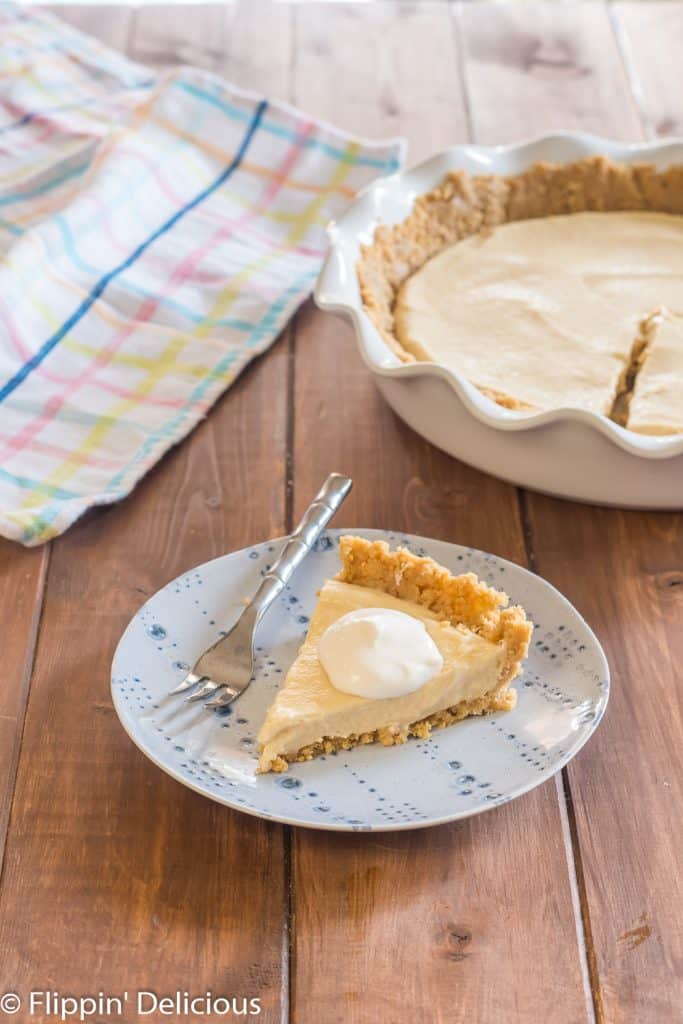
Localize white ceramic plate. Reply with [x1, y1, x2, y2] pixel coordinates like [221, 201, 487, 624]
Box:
[315, 133, 683, 508]
[112, 529, 609, 832]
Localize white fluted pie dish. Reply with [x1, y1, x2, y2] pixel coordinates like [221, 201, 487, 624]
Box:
[314, 133, 683, 508]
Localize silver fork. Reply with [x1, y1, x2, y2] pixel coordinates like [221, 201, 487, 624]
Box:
[169, 473, 353, 710]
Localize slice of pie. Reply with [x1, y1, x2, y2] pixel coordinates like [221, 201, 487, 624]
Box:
[257, 536, 532, 773]
[627, 312, 683, 435]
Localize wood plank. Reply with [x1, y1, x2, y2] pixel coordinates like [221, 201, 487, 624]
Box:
[220, 1, 293, 105]
[0, 7, 292, 1021]
[524, 503, 683, 1024]
[290, 5, 590, 1021]
[613, 2, 683, 137]
[128, 3, 228, 73]
[460, 4, 683, 1021]
[0, 544, 48, 872]
[292, 0, 468, 162]
[51, 4, 134, 53]
[458, 1, 641, 142]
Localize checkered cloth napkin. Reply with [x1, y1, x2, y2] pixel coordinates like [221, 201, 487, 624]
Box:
[0, 4, 403, 545]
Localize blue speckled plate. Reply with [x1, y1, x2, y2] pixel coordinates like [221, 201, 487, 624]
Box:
[111, 529, 609, 832]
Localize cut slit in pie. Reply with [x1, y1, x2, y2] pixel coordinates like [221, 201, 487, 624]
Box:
[256, 536, 533, 773]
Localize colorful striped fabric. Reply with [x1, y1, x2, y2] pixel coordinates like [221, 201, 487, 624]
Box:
[0, 4, 404, 545]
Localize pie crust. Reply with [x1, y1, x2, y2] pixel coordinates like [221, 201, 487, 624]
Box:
[258, 536, 532, 772]
[357, 156, 683, 428]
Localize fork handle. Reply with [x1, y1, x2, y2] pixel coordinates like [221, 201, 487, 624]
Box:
[249, 473, 353, 622]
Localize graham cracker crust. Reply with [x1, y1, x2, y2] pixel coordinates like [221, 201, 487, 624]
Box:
[336, 535, 532, 684]
[267, 687, 517, 772]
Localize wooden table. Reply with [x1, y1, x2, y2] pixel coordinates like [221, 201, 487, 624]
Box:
[1, 3, 681, 1022]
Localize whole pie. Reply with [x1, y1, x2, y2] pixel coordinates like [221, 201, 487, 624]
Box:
[358, 157, 683, 435]
[257, 536, 532, 773]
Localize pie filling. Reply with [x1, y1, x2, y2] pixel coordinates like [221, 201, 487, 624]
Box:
[257, 537, 532, 773]
[358, 157, 683, 435]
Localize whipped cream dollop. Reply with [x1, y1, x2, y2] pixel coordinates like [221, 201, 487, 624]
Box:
[318, 608, 444, 699]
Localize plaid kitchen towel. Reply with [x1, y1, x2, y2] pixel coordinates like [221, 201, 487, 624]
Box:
[0, 4, 404, 545]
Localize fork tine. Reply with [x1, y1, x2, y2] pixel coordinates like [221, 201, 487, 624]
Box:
[169, 672, 205, 695]
[186, 679, 220, 702]
[203, 686, 241, 709]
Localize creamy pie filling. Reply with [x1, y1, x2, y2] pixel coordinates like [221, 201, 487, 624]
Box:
[393, 211, 683, 431]
[257, 579, 503, 771]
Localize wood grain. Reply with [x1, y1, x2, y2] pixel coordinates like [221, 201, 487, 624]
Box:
[613, 2, 683, 137]
[0, 544, 48, 871]
[458, 1, 641, 142]
[525, 503, 683, 1024]
[221, 1, 293, 104]
[460, 3, 683, 1021]
[293, 1, 468, 162]
[289, 5, 589, 1022]
[55, 4, 135, 52]
[0, 6, 291, 1021]
[128, 3, 227, 71]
